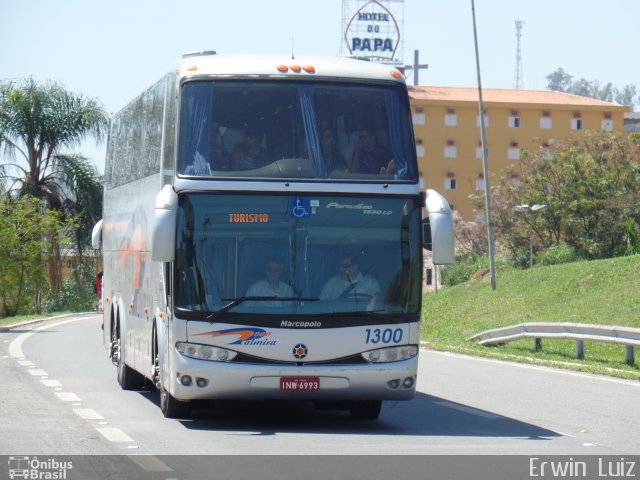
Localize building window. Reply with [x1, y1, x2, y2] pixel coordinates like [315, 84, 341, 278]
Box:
[540, 111, 552, 129]
[508, 142, 520, 160]
[571, 113, 582, 131]
[444, 178, 457, 190]
[476, 146, 483, 159]
[416, 139, 425, 157]
[444, 140, 457, 158]
[540, 142, 552, 159]
[444, 114, 457, 126]
[476, 114, 489, 127]
[475, 176, 486, 190]
[601, 118, 614, 131]
[413, 113, 426, 125]
[508, 116, 521, 128]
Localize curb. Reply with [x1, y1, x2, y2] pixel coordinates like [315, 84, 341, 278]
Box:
[0, 312, 98, 330]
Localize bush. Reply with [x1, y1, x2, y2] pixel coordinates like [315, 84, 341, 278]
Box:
[42, 263, 97, 313]
[440, 253, 490, 286]
[536, 243, 579, 266]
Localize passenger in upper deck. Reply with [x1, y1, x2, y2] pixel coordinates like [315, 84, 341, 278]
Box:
[350, 128, 395, 175]
[231, 125, 269, 170]
[320, 128, 348, 173]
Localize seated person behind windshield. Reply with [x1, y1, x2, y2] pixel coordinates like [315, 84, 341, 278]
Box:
[350, 128, 395, 175]
[319, 253, 381, 310]
[231, 126, 269, 170]
[245, 258, 294, 307]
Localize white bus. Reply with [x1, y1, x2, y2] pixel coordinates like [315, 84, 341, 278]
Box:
[93, 51, 454, 419]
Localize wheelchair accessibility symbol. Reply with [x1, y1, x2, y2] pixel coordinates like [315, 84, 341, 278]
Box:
[291, 198, 312, 218]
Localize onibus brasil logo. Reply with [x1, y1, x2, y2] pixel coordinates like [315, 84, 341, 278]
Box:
[7, 456, 73, 479]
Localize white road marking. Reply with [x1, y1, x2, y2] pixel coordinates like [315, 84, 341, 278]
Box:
[9, 316, 94, 359]
[41, 379, 63, 387]
[55, 392, 82, 402]
[97, 427, 134, 442]
[28, 369, 48, 376]
[127, 455, 173, 472]
[73, 408, 104, 420]
[17, 360, 34, 366]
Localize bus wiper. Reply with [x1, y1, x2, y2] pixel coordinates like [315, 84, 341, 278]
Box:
[205, 296, 319, 322]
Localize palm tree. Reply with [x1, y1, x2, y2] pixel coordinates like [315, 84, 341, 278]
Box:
[0, 77, 108, 291]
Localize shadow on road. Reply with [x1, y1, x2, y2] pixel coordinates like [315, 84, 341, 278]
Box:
[137, 389, 558, 440]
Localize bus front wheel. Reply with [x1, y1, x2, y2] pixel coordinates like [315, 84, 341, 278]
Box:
[160, 386, 191, 419]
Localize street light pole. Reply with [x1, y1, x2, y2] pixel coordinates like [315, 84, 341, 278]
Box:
[471, 0, 497, 291]
[514, 204, 547, 267]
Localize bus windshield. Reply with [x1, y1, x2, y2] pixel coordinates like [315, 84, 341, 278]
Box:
[174, 193, 423, 320]
[177, 80, 417, 182]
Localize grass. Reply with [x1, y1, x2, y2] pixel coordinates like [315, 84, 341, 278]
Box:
[421, 255, 640, 380]
[0, 311, 72, 328]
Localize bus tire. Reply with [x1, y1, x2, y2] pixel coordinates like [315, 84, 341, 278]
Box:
[349, 400, 382, 420]
[116, 325, 144, 390]
[160, 386, 191, 418]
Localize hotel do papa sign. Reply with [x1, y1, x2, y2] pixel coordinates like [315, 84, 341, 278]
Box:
[343, 0, 403, 64]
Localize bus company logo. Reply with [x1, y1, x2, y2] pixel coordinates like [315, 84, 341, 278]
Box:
[195, 327, 276, 346]
[325, 202, 392, 216]
[326, 202, 373, 210]
[7, 456, 73, 479]
[292, 343, 308, 359]
[280, 320, 322, 328]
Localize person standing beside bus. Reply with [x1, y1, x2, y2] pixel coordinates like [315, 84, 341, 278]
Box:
[95, 271, 103, 312]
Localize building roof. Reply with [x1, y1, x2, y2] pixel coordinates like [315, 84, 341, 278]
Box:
[408, 86, 628, 111]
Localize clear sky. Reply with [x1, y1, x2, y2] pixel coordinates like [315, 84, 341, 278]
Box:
[2, 0, 638, 173]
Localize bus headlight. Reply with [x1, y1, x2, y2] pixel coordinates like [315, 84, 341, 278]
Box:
[176, 342, 238, 362]
[361, 345, 418, 363]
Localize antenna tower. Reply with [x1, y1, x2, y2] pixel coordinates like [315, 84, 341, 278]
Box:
[513, 19, 524, 89]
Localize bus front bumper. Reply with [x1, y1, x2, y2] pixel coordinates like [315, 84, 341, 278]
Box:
[167, 354, 419, 402]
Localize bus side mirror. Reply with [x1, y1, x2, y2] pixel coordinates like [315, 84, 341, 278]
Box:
[151, 185, 178, 262]
[424, 189, 455, 265]
[91, 219, 103, 250]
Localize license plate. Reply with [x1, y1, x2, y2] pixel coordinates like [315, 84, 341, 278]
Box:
[280, 377, 320, 391]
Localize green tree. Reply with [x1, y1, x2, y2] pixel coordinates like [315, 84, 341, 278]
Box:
[0, 77, 107, 290]
[0, 194, 62, 317]
[491, 132, 640, 260]
[546, 68, 639, 110]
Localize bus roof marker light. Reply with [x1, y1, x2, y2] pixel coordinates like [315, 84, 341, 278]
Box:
[276, 65, 289, 72]
[390, 70, 402, 79]
[290, 65, 302, 72]
[303, 65, 315, 73]
[187, 65, 198, 72]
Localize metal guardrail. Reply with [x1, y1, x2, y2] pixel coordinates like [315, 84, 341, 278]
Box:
[469, 322, 640, 365]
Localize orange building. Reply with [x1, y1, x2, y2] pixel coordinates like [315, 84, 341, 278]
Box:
[409, 86, 628, 220]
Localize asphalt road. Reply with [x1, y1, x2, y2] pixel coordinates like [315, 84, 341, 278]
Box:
[1, 314, 638, 479]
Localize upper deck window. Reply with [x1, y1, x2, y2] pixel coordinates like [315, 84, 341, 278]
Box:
[177, 80, 417, 182]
